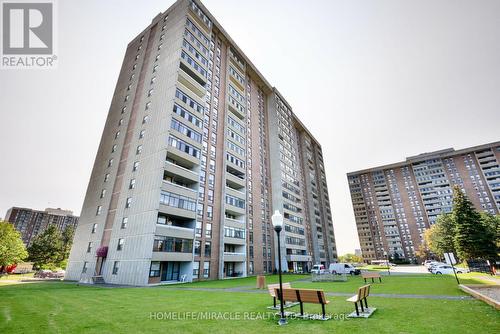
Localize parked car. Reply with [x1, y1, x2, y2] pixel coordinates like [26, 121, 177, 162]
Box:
[34, 270, 53, 278]
[311, 264, 326, 274]
[329, 263, 361, 275]
[34, 269, 65, 279]
[427, 262, 446, 272]
[432, 265, 466, 275]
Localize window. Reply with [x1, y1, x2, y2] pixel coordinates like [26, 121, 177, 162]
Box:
[111, 144, 117, 153]
[225, 195, 245, 209]
[121, 106, 127, 114]
[117, 238, 124, 251]
[126, 197, 132, 208]
[133, 161, 139, 172]
[112, 261, 119, 275]
[175, 89, 205, 113]
[195, 221, 202, 237]
[159, 191, 196, 211]
[96, 206, 102, 216]
[173, 103, 202, 128]
[204, 241, 211, 257]
[108, 159, 114, 167]
[136, 145, 143, 155]
[100, 189, 106, 198]
[104, 173, 110, 182]
[118, 118, 124, 126]
[203, 262, 210, 278]
[205, 223, 212, 238]
[168, 136, 200, 158]
[148, 89, 154, 97]
[207, 206, 213, 219]
[193, 261, 200, 278]
[170, 119, 202, 142]
[194, 240, 201, 256]
[129, 179, 136, 189]
[149, 262, 160, 277]
[139, 130, 145, 139]
[91, 223, 97, 234]
[87, 242, 92, 253]
[121, 217, 128, 229]
[153, 236, 193, 253]
[114, 132, 120, 140]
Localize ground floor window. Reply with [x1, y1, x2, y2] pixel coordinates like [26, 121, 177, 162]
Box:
[193, 261, 200, 278]
[112, 261, 119, 275]
[203, 262, 210, 278]
[149, 262, 160, 277]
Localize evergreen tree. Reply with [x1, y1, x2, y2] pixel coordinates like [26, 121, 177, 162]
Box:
[452, 186, 494, 260]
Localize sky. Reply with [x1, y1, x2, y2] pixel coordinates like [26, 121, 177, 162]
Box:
[1, 0, 500, 255]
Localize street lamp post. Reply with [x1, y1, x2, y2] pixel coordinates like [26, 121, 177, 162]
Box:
[272, 210, 287, 326]
[383, 251, 390, 276]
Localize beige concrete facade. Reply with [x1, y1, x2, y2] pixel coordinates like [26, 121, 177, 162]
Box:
[66, 0, 337, 286]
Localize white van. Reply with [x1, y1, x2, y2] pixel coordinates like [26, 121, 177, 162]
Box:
[311, 264, 326, 274]
[328, 263, 360, 275]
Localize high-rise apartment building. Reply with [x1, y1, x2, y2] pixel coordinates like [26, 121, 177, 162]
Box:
[5, 207, 79, 246]
[348, 142, 500, 263]
[66, 0, 336, 285]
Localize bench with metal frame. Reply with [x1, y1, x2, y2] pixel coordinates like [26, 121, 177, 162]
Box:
[362, 272, 382, 283]
[275, 287, 331, 320]
[346, 284, 375, 317]
[267, 283, 299, 309]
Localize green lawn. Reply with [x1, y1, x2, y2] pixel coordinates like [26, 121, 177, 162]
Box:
[0, 275, 498, 333]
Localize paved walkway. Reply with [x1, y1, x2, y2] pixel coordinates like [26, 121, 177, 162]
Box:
[165, 286, 472, 300]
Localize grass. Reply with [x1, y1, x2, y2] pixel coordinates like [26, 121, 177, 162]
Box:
[0, 274, 499, 333]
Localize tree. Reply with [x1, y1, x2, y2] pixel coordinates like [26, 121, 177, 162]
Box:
[0, 221, 28, 272]
[415, 238, 432, 262]
[27, 225, 64, 270]
[424, 214, 456, 258]
[59, 226, 75, 266]
[452, 186, 497, 260]
[338, 253, 363, 263]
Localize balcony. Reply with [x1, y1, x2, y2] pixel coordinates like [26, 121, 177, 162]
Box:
[162, 181, 197, 199]
[224, 217, 245, 229]
[224, 235, 246, 246]
[156, 224, 195, 240]
[159, 191, 197, 220]
[165, 161, 198, 184]
[223, 252, 246, 262]
[286, 254, 311, 262]
[178, 67, 205, 99]
[226, 172, 245, 190]
[227, 97, 245, 119]
[167, 144, 200, 167]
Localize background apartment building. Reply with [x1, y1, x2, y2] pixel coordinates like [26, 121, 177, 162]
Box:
[348, 142, 500, 263]
[5, 207, 79, 245]
[66, 0, 336, 286]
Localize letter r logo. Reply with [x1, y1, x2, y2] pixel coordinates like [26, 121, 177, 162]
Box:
[2, 2, 53, 54]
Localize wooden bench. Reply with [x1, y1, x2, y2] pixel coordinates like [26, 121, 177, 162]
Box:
[268, 283, 295, 309]
[362, 271, 382, 283]
[275, 288, 330, 320]
[346, 285, 371, 316]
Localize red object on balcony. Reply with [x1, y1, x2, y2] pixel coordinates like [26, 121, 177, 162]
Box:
[96, 246, 108, 258]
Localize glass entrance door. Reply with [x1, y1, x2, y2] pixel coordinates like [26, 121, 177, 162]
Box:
[161, 262, 181, 281]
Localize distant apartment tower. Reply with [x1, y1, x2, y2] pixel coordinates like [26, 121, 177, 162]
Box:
[66, 0, 336, 285]
[5, 207, 79, 246]
[348, 142, 500, 263]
